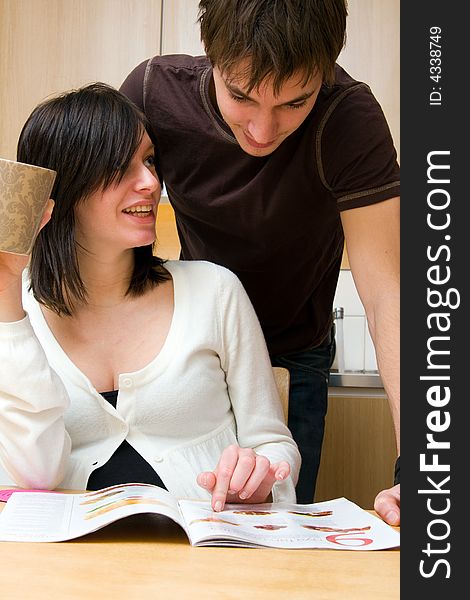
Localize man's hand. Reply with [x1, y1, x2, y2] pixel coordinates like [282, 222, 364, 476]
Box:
[374, 483, 400, 526]
[197, 444, 290, 512]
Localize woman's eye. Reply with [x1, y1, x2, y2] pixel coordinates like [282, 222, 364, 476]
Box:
[144, 155, 156, 168]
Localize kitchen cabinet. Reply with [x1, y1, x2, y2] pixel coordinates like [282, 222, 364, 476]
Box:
[1, 0, 399, 160]
[339, 0, 400, 158]
[161, 0, 204, 56]
[315, 388, 397, 509]
[0, 0, 162, 159]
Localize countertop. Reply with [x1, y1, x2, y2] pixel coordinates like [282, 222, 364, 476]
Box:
[329, 371, 383, 389]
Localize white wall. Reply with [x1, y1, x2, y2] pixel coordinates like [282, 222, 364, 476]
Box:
[333, 270, 378, 372]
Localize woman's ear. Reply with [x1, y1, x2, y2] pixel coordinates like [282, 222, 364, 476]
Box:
[39, 198, 55, 231]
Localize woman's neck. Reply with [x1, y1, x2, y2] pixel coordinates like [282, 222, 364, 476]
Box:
[76, 246, 135, 309]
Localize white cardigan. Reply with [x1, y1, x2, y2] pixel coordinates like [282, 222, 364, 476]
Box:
[0, 260, 300, 502]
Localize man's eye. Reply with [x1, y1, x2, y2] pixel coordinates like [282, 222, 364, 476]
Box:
[287, 101, 307, 110]
[230, 93, 247, 103]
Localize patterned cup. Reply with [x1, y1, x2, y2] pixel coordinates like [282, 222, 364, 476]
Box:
[0, 157, 57, 255]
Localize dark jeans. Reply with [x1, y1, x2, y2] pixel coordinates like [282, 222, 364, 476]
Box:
[271, 327, 336, 504]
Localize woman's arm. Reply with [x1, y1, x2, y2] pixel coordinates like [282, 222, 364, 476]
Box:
[198, 266, 301, 510]
[0, 312, 72, 489]
[1, 237, 71, 488]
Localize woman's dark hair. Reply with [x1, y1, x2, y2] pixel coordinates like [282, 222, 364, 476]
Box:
[17, 82, 168, 316]
[199, 0, 347, 92]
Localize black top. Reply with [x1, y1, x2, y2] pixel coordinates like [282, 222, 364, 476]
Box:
[86, 390, 167, 491]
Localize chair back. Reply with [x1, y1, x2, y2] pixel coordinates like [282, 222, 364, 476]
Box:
[272, 366, 290, 424]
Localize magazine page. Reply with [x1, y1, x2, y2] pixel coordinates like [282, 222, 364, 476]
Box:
[0, 484, 185, 542]
[178, 497, 400, 550]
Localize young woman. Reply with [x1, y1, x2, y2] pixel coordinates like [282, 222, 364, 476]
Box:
[0, 83, 299, 511]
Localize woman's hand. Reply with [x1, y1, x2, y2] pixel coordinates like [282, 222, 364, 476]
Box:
[0, 251, 30, 291]
[0, 248, 31, 321]
[197, 444, 290, 512]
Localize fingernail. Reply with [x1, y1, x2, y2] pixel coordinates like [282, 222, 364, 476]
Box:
[238, 491, 248, 499]
[214, 501, 223, 512]
[277, 471, 286, 480]
[385, 510, 399, 525]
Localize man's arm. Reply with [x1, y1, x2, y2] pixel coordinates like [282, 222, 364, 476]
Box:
[341, 196, 400, 524]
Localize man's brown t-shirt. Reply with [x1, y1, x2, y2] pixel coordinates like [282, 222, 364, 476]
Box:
[121, 55, 400, 357]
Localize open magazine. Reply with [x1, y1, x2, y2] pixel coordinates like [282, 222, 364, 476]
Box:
[0, 483, 400, 550]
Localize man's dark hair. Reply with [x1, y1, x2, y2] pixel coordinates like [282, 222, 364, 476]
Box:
[17, 82, 167, 316]
[198, 0, 347, 92]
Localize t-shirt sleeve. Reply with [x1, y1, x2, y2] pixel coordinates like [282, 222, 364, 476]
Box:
[120, 58, 150, 111]
[319, 83, 400, 211]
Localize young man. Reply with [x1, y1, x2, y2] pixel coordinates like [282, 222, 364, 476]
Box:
[120, 0, 400, 524]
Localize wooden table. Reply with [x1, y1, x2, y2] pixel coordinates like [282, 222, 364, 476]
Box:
[0, 491, 399, 600]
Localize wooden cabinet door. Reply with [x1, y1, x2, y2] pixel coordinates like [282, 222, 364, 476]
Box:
[315, 392, 397, 509]
[0, 0, 162, 159]
[161, 0, 204, 56]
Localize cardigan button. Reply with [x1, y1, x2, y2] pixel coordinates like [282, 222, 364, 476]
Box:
[154, 456, 163, 463]
[122, 377, 132, 387]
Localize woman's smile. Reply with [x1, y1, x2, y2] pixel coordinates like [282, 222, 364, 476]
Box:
[122, 204, 155, 218]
